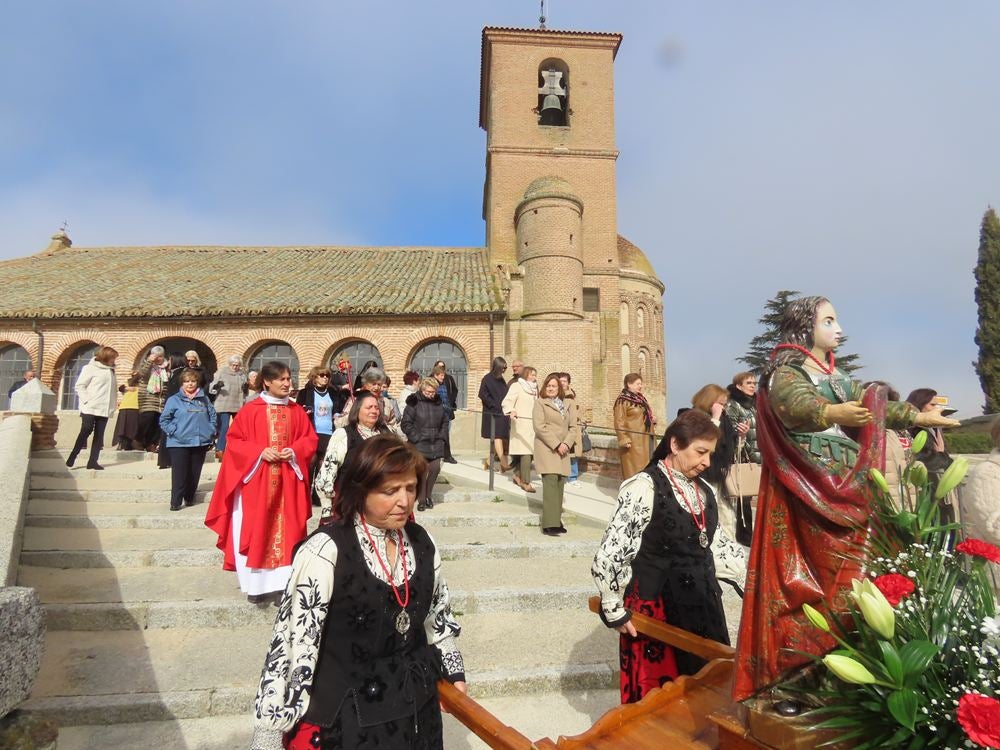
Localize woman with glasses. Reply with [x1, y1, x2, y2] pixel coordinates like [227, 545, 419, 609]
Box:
[297, 366, 338, 506]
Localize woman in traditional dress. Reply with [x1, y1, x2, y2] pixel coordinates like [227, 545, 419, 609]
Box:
[250, 435, 466, 750]
[732, 296, 960, 702]
[613, 373, 656, 480]
[593, 409, 729, 703]
[501, 365, 538, 492]
[315, 391, 392, 521]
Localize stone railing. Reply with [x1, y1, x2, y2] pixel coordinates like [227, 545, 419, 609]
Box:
[0, 414, 53, 747]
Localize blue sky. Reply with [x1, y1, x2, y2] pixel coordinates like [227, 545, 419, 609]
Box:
[2, 2, 998, 418]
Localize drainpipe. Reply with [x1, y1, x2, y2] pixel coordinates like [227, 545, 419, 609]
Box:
[31, 319, 44, 373]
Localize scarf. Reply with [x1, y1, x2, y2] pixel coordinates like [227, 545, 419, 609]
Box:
[260, 392, 290, 406]
[550, 396, 566, 416]
[614, 388, 654, 430]
[518, 378, 539, 397]
[146, 364, 165, 395]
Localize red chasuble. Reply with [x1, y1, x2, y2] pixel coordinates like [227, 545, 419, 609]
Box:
[732, 384, 887, 702]
[205, 398, 317, 571]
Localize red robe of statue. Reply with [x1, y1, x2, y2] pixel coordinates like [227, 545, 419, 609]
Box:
[732, 383, 888, 702]
[205, 397, 318, 572]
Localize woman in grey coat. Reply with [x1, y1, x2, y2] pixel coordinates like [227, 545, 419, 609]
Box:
[209, 355, 248, 458]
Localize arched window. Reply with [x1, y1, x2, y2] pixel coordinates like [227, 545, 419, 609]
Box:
[143, 337, 217, 379]
[620, 301, 630, 335]
[621, 344, 631, 373]
[637, 307, 646, 335]
[538, 58, 569, 127]
[248, 342, 300, 387]
[61, 343, 99, 411]
[329, 341, 383, 385]
[638, 349, 648, 377]
[409, 340, 468, 409]
[0, 344, 33, 410]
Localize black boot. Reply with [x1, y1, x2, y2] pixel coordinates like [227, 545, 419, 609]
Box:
[66, 451, 79, 468]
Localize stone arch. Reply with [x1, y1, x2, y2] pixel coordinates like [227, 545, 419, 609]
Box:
[621, 344, 631, 374]
[619, 300, 630, 335]
[127, 329, 224, 374]
[638, 347, 652, 382]
[407, 337, 470, 409]
[53, 340, 101, 411]
[326, 338, 385, 388]
[636, 304, 646, 337]
[245, 339, 302, 386]
[0, 331, 39, 366]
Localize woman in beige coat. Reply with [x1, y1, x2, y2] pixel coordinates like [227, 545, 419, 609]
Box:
[533, 373, 572, 535]
[613, 373, 656, 480]
[501, 365, 538, 492]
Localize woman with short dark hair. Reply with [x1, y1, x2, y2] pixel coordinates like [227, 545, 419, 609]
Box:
[613, 373, 656, 480]
[593, 409, 728, 703]
[533, 372, 572, 535]
[401, 377, 449, 511]
[250, 435, 467, 750]
[297, 366, 338, 506]
[478, 356, 511, 472]
[160, 368, 217, 511]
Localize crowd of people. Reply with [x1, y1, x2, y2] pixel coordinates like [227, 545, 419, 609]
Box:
[55, 309, 981, 744]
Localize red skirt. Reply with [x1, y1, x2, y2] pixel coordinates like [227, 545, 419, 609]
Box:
[619, 589, 679, 704]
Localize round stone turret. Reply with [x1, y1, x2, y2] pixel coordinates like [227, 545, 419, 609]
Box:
[514, 177, 584, 319]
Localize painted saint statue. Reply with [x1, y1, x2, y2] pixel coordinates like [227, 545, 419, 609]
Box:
[733, 296, 958, 701]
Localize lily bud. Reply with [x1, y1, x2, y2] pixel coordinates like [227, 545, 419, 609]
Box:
[802, 603, 831, 632]
[869, 468, 890, 495]
[909, 461, 928, 487]
[935, 457, 969, 500]
[823, 654, 877, 684]
[910, 429, 928, 455]
[858, 589, 895, 640]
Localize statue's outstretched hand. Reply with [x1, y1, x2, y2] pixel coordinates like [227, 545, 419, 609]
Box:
[914, 412, 961, 429]
[825, 401, 873, 427]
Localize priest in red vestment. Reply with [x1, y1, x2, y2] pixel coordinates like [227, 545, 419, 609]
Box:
[205, 361, 317, 603]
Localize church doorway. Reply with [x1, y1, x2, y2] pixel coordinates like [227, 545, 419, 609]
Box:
[409, 340, 468, 409]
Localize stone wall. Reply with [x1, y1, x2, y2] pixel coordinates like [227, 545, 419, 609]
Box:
[0, 415, 31, 587]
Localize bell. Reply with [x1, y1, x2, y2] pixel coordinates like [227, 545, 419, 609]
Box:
[539, 94, 563, 125]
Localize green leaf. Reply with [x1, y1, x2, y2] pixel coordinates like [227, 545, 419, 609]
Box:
[879, 641, 904, 686]
[899, 640, 938, 681]
[887, 689, 918, 730]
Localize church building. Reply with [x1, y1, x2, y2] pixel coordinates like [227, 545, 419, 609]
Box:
[0, 25, 665, 428]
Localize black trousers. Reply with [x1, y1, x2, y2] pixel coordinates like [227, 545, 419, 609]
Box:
[168, 446, 209, 508]
[70, 414, 108, 467]
[137, 411, 162, 449]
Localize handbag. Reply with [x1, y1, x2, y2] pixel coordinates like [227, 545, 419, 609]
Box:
[581, 425, 592, 453]
[724, 460, 762, 499]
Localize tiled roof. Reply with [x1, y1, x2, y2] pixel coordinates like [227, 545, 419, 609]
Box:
[0, 245, 505, 320]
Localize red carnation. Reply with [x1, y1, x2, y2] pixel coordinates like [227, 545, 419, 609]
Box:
[872, 573, 916, 606]
[956, 539, 1000, 565]
[958, 693, 1000, 749]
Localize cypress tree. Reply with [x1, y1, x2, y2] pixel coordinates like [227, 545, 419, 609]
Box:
[974, 207, 1000, 414]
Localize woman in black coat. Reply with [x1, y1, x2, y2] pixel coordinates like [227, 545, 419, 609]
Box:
[401, 377, 448, 512]
[478, 356, 511, 472]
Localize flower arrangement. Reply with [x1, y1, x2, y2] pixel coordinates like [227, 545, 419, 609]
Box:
[795, 433, 999, 749]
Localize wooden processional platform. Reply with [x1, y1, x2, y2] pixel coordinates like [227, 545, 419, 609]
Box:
[438, 597, 797, 750]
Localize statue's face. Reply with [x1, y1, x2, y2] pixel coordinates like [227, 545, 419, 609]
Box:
[812, 301, 843, 353]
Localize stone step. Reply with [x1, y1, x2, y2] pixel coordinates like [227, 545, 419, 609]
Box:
[26, 611, 618, 724]
[30, 465, 222, 482]
[24, 500, 547, 530]
[21, 523, 601, 561]
[53, 689, 621, 750]
[21, 556, 598, 629]
[26, 485, 501, 504]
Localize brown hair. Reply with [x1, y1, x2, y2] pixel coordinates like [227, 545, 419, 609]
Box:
[623, 373, 642, 388]
[94, 346, 118, 365]
[539, 373, 564, 399]
[651, 410, 721, 463]
[333, 435, 428, 524]
[431, 365, 446, 377]
[179, 368, 201, 384]
[403, 370, 420, 386]
[257, 361, 290, 392]
[307, 365, 332, 385]
[691, 384, 727, 415]
[731, 371, 754, 387]
[520, 365, 537, 380]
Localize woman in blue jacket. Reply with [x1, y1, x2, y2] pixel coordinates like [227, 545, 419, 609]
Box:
[160, 369, 217, 511]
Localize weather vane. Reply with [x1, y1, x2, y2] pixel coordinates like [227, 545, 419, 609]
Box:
[60, 220, 69, 232]
[539, 0, 546, 29]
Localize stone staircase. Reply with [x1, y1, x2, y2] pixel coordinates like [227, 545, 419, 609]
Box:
[18, 451, 620, 749]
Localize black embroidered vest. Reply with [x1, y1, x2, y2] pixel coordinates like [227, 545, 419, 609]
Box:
[302, 520, 440, 728]
[629, 467, 720, 605]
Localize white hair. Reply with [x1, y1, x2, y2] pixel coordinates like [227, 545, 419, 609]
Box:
[149, 345, 165, 356]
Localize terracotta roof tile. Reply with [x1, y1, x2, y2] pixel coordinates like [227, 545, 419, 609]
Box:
[0, 245, 505, 320]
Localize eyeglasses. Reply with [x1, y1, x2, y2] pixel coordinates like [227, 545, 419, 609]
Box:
[186, 359, 197, 364]
[316, 373, 331, 378]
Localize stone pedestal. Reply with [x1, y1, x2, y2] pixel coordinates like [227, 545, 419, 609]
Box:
[0, 588, 45, 719]
[7, 380, 59, 450]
